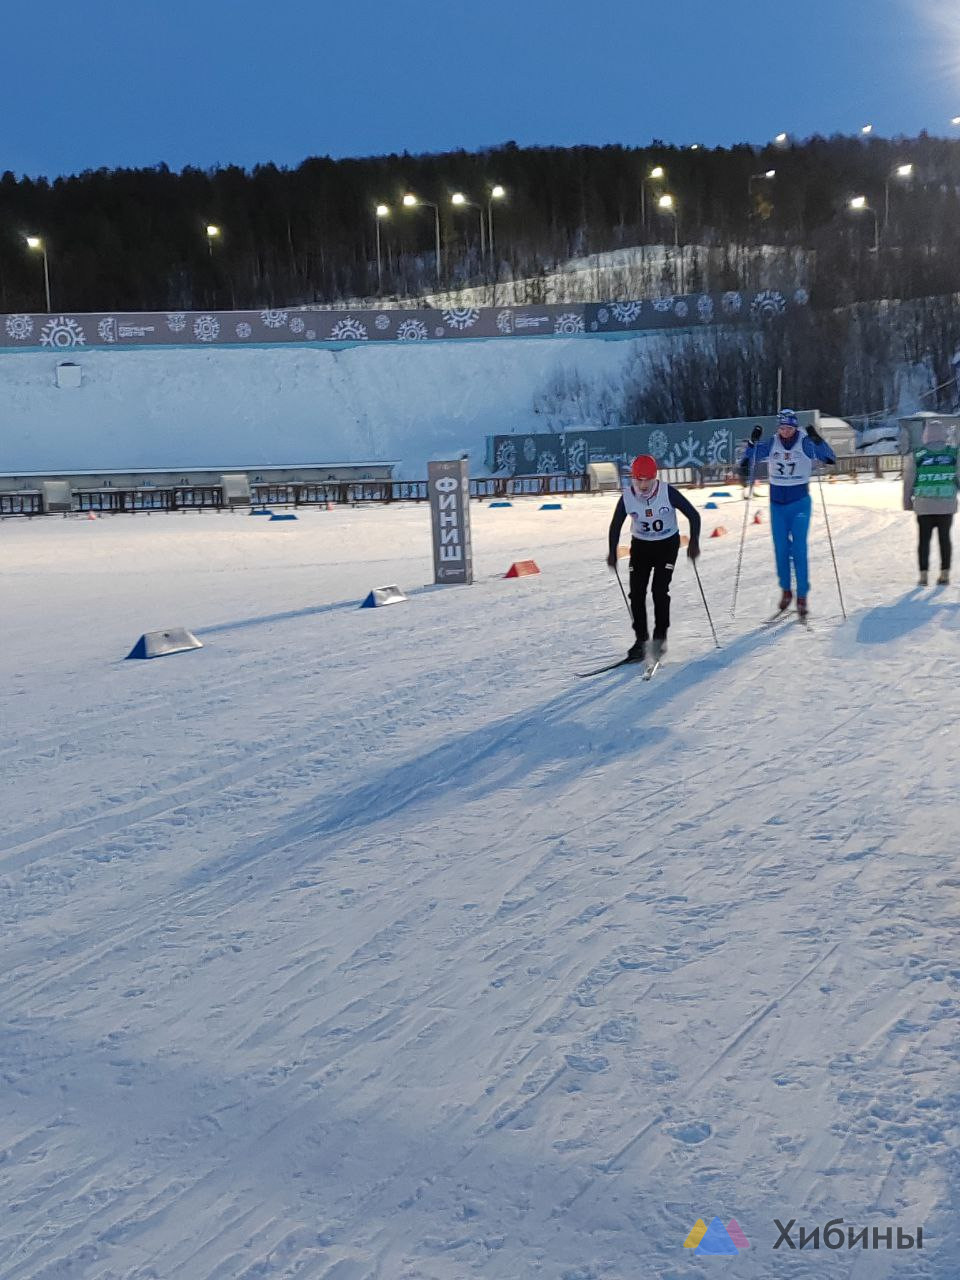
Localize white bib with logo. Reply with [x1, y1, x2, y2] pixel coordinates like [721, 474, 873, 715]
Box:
[623, 480, 679, 540]
[767, 433, 812, 487]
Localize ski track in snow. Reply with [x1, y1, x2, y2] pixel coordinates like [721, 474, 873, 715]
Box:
[1, 482, 958, 1279]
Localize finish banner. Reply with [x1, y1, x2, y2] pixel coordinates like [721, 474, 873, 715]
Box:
[428, 459, 473, 586]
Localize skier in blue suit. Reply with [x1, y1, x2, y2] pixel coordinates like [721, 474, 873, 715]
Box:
[740, 409, 836, 619]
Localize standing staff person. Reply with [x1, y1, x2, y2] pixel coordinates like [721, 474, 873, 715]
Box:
[903, 418, 960, 585]
[607, 455, 702, 662]
[739, 409, 836, 620]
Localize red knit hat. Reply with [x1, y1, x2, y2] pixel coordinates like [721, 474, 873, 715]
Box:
[630, 454, 658, 480]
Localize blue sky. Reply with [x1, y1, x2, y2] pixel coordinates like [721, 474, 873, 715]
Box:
[6, 0, 958, 176]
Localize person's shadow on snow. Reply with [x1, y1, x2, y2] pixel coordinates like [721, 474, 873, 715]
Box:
[856, 587, 960, 645]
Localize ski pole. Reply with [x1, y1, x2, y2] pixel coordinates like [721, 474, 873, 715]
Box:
[816, 466, 847, 620]
[730, 456, 756, 618]
[613, 559, 632, 621]
[693, 558, 721, 649]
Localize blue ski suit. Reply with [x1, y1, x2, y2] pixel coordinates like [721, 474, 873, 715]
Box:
[740, 429, 836, 597]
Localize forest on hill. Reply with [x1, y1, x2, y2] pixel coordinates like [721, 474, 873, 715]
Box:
[3, 134, 960, 315]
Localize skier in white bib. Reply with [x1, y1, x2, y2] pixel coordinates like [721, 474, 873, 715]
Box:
[607, 454, 702, 663]
[739, 409, 836, 619]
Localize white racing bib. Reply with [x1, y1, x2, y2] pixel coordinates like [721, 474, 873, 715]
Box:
[623, 480, 679, 540]
[767, 433, 812, 487]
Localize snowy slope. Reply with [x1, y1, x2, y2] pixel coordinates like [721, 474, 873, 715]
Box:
[0, 334, 671, 479]
[2, 480, 958, 1279]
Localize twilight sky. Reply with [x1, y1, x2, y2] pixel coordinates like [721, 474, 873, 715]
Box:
[6, 0, 959, 177]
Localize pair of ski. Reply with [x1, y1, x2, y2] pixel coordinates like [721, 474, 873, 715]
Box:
[576, 656, 662, 680]
[762, 605, 812, 631]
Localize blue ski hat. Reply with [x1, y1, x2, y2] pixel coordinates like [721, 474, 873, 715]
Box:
[777, 408, 799, 428]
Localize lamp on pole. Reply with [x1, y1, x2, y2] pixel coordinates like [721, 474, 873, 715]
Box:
[657, 192, 679, 247]
[640, 164, 665, 230]
[375, 204, 390, 293]
[748, 168, 776, 214]
[883, 162, 913, 231]
[206, 224, 221, 257]
[860, 123, 873, 136]
[451, 192, 486, 257]
[402, 193, 441, 287]
[773, 132, 789, 146]
[487, 184, 505, 267]
[25, 236, 51, 312]
[849, 195, 879, 252]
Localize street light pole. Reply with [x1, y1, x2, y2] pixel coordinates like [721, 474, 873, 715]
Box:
[487, 184, 505, 269]
[640, 165, 665, 231]
[451, 192, 485, 258]
[375, 204, 389, 293]
[883, 163, 913, 232]
[748, 169, 776, 215]
[26, 236, 51, 311]
[849, 196, 878, 252]
[402, 194, 442, 288]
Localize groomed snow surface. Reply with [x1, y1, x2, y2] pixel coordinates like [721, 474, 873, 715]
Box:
[2, 479, 957, 1280]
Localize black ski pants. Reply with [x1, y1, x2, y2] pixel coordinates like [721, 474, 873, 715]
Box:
[629, 534, 680, 641]
[917, 513, 953, 572]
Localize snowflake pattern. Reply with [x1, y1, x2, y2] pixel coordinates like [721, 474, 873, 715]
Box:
[706, 429, 733, 465]
[494, 441, 517, 474]
[166, 312, 187, 332]
[611, 301, 644, 324]
[5, 314, 34, 341]
[397, 318, 429, 341]
[235, 322, 252, 339]
[97, 318, 118, 343]
[647, 429, 669, 460]
[567, 437, 588, 474]
[39, 316, 86, 349]
[751, 289, 786, 320]
[260, 309, 289, 329]
[721, 292, 742, 316]
[697, 295, 715, 323]
[794, 287, 810, 306]
[434, 326, 446, 337]
[554, 312, 585, 335]
[522, 437, 537, 462]
[306, 329, 316, 341]
[673, 300, 689, 319]
[193, 315, 221, 343]
[289, 316, 305, 334]
[537, 451, 559, 475]
[374, 314, 390, 331]
[666, 431, 704, 469]
[442, 307, 481, 330]
[652, 297, 674, 313]
[330, 317, 368, 341]
[596, 307, 609, 324]
[496, 310, 513, 334]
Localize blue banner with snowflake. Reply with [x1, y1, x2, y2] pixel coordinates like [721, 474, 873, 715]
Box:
[487, 412, 819, 477]
[0, 289, 805, 352]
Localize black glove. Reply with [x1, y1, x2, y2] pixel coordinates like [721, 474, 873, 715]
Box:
[606, 552, 617, 568]
[687, 539, 700, 561]
[750, 425, 763, 443]
[806, 424, 823, 444]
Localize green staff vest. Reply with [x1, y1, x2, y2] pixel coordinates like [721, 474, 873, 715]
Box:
[914, 446, 958, 500]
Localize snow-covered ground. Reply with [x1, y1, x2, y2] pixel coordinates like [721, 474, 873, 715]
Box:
[2, 477, 957, 1279]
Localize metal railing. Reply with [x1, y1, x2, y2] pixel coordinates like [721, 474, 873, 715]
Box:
[0, 456, 904, 517]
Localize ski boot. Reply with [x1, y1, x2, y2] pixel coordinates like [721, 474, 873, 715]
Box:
[796, 595, 809, 620]
[778, 589, 793, 613]
[651, 635, 667, 660]
[938, 571, 950, 585]
[626, 639, 646, 663]
[919, 570, 929, 586]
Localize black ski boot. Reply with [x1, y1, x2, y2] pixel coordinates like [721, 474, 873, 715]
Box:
[651, 635, 667, 660]
[778, 589, 793, 613]
[626, 639, 646, 663]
